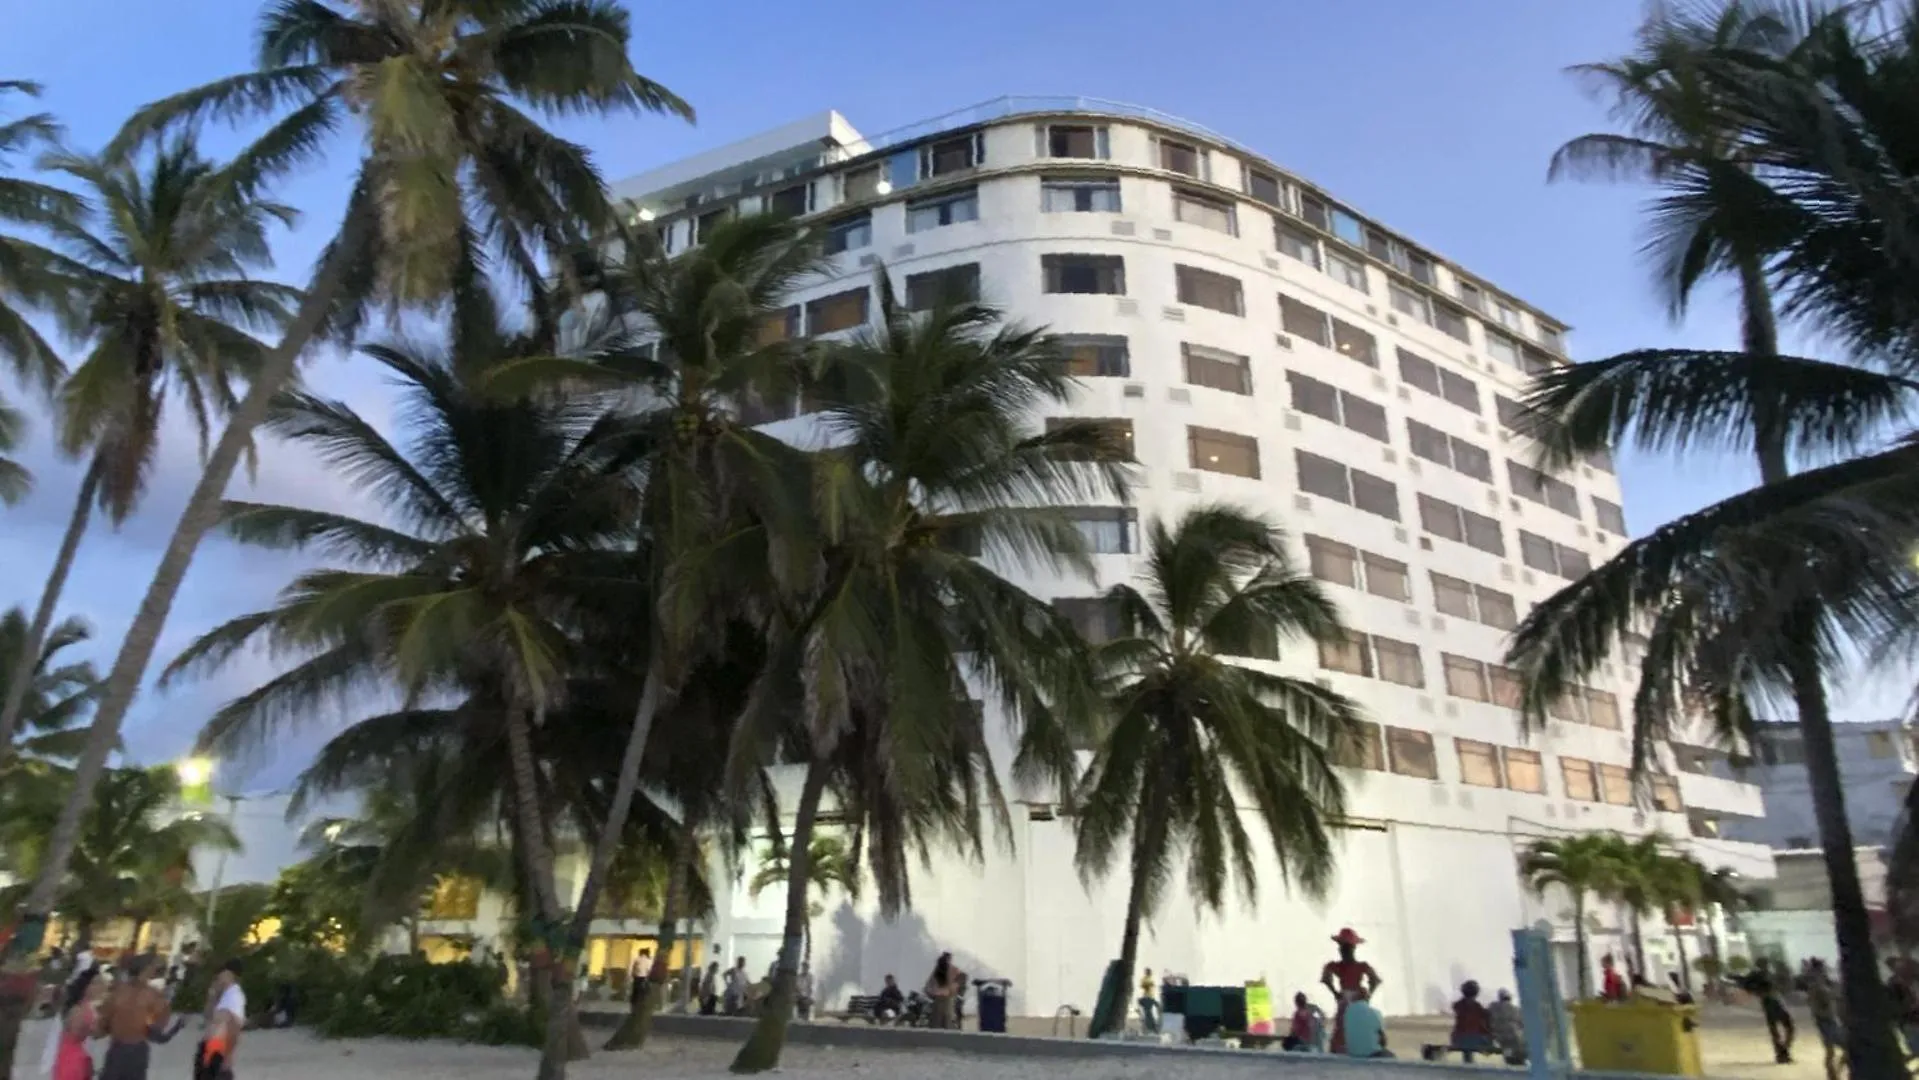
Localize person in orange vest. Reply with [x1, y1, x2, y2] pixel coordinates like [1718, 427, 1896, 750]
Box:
[1320, 928, 1382, 1054]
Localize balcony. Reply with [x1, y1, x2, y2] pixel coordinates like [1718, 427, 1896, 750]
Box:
[1678, 771, 1766, 818]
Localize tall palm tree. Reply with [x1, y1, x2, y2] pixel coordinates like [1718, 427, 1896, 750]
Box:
[0, 135, 301, 773]
[1512, 8, 1919, 1072]
[0, 607, 95, 769]
[746, 832, 860, 970]
[0, 79, 79, 399]
[160, 314, 644, 1078]
[10, 18, 692, 1059]
[0, 400, 28, 504]
[1610, 832, 1696, 982]
[1522, 833, 1629, 998]
[726, 280, 1125, 1071]
[1073, 506, 1362, 1040]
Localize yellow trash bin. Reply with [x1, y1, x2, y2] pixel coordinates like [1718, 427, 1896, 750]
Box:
[1568, 1000, 1704, 1077]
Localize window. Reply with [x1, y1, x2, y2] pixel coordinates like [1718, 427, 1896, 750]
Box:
[1457, 280, 1486, 314]
[1594, 498, 1628, 536]
[1042, 176, 1121, 213]
[1430, 573, 1518, 629]
[906, 186, 979, 232]
[1157, 137, 1205, 178]
[1458, 739, 1504, 788]
[1059, 334, 1130, 377]
[1487, 332, 1521, 369]
[1432, 303, 1472, 343]
[1361, 552, 1412, 602]
[694, 206, 732, 244]
[1176, 265, 1244, 315]
[1286, 372, 1387, 441]
[427, 876, 482, 920]
[842, 165, 883, 202]
[1547, 690, 1587, 725]
[1651, 776, 1683, 812]
[823, 212, 872, 254]
[1298, 192, 1330, 232]
[1174, 189, 1236, 234]
[1505, 749, 1545, 794]
[806, 288, 869, 334]
[1389, 281, 1429, 324]
[1444, 654, 1491, 702]
[1043, 124, 1108, 159]
[1599, 764, 1634, 806]
[1387, 727, 1439, 779]
[768, 183, 810, 219]
[1407, 420, 1493, 481]
[921, 132, 982, 177]
[1538, 324, 1567, 354]
[1495, 394, 1526, 433]
[1418, 494, 1505, 555]
[1584, 689, 1622, 731]
[1327, 251, 1368, 293]
[1188, 426, 1260, 478]
[1508, 461, 1582, 518]
[1279, 295, 1331, 347]
[1337, 720, 1387, 771]
[1296, 451, 1400, 521]
[1520, 344, 1556, 376]
[1495, 300, 1522, 331]
[1519, 530, 1591, 579]
[1406, 251, 1436, 287]
[1246, 168, 1282, 207]
[904, 263, 980, 310]
[1306, 535, 1358, 588]
[1374, 637, 1424, 687]
[1590, 448, 1616, 474]
[1183, 343, 1252, 395]
[1561, 758, 1598, 802]
[1333, 318, 1378, 367]
[1066, 507, 1138, 554]
[1047, 417, 1134, 461]
[755, 305, 800, 346]
[1055, 597, 1122, 644]
[1044, 253, 1126, 295]
[1276, 221, 1320, 268]
[1397, 348, 1480, 413]
[1489, 665, 1524, 709]
[1330, 207, 1364, 247]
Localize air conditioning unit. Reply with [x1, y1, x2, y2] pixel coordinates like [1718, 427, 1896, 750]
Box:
[1167, 387, 1191, 404]
[1276, 333, 1294, 349]
[892, 243, 915, 258]
[1474, 420, 1487, 434]
[1110, 221, 1137, 236]
[1576, 526, 1589, 539]
[1171, 471, 1201, 492]
[1386, 314, 1400, 327]
[1372, 374, 1387, 391]
[1419, 537, 1433, 551]
[1397, 386, 1411, 401]
[1404, 608, 1422, 626]
[1366, 305, 1378, 316]
[1522, 570, 1537, 586]
[1284, 412, 1302, 430]
[1123, 383, 1146, 398]
[1384, 448, 1399, 464]
[857, 254, 879, 268]
[1443, 701, 1459, 717]
[1116, 298, 1139, 315]
[1294, 494, 1313, 512]
[1509, 498, 1522, 513]
[1263, 257, 1281, 271]
[1418, 697, 1435, 713]
[1152, 228, 1174, 241]
[1162, 306, 1186, 322]
[1500, 564, 1516, 581]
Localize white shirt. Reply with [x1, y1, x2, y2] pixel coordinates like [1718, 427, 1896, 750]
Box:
[632, 954, 652, 980]
[796, 972, 814, 1000]
[216, 983, 246, 1025]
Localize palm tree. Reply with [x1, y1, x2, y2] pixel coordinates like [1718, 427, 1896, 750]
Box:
[1694, 864, 1752, 994]
[727, 280, 1125, 1071]
[0, 400, 28, 505]
[1512, 8, 1919, 1071]
[1073, 505, 1363, 1040]
[1522, 833, 1629, 998]
[11, 18, 691, 1060]
[0, 79, 79, 401]
[0, 607, 95, 768]
[1610, 833, 1697, 983]
[160, 312, 644, 1077]
[0, 135, 301, 773]
[746, 833, 860, 970]
[0, 765, 238, 949]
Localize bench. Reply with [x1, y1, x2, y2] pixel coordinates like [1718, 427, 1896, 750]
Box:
[833, 995, 884, 1024]
[1421, 1041, 1519, 1065]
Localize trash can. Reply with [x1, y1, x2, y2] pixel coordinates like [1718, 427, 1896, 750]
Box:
[1568, 1000, 1704, 1077]
[976, 979, 1011, 1033]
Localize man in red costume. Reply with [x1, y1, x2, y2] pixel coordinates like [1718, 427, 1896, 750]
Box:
[1320, 927, 1383, 1054]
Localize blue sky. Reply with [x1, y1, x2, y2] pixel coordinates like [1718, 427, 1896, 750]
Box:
[1, 0, 1904, 785]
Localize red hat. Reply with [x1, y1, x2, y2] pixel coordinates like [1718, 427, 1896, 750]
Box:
[1332, 928, 1364, 947]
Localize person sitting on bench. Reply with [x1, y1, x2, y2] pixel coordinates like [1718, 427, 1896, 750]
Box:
[1448, 981, 1496, 1063]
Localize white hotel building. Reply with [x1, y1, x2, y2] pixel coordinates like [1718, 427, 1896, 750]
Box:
[580, 97, 1776, 1016]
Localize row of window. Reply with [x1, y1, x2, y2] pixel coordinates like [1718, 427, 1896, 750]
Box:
[1316, 630, 1618, 723]
[1338, 723, 1674, 807]
[1306, 537, 1520, 631]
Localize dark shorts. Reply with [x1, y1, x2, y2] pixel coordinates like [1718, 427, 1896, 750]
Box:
[1816, 1017, 1844, 1048]
[99, 1040, 150, 1080]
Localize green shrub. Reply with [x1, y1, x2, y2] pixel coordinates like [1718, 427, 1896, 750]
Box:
[464, 1002, 544, 1047]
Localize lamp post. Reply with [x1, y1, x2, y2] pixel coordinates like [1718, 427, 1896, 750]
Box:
[174, 757, 238, 942]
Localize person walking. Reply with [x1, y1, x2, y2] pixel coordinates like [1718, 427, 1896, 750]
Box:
[1739, 957, 1795, 1064]
[627, 948, 652, 1009]
[925, 952, 965, 1030]
[99, 956, 179, 1080]
[195, 960, 245, 1080]
[1805, 959, 1845, 1080]
[49, 967, 103, 1080]
[795, 964, 814, 1022]
[1137, 968, 1159, 1033]
[1319, 929, 1382, 1054]
[721, 957, 748, 1015]
[698, 961, 720, 1016]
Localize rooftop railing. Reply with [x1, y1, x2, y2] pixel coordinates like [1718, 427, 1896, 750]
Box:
[842, 95, 1248, 159]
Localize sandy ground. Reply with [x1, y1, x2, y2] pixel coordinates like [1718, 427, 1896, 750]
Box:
[7, 1004, 1850, 1080]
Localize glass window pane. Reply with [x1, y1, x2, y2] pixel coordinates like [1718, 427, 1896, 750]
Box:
[1397, 348, 1440, 395]
[1044, 254, 1125, 295]
[1188, 426, 1260, 478]
[1279, 295, 1330, 346]
[1561, 758, 1598, 802]
[1475, 586, 1518, 630]
[1350, 469, 1401, 521]
[1331, 317, 1379, 367]
[1373, 637, 1424, 687]
[1458, 739, 1504, 787]
[1276, 222, 1320, 268]
[1059, 334, 1130, 377]
[1419, 494, 1464, 542]
[1177, 265, 1243, 314]
[1339, 391, 1389, 442]
[806, 288, 869, 334]
[1327, 251, 1368, 293]
[1174, 190, 1236, 234]
[1362, 552, 1411, 602]
[1319, 630, 1372, 676]
[904, 263, 981, 310]
[1336, 719, 1385, 771]
[1463, 511, 1504, 555]
[1296, 451, 1352, 504]
[1599, 764, 1634, 806]
[1584, 689, 1622, 731]
[1247, 169, 1282, 207]
[1431, 573, 1476, 620]
[1439, 370, 1481, 413]
[1595, 498, 1628, 536]
[1183, 344, 1252, 395]
[1444, 654, 1489, 701]
[1387, 726, 1438, 779]
[1306, 535, 1359, 587]
[1287, 371, 1340, 423]
[1505, 748, 1545, 793]
[1489, 666, 1524, 709]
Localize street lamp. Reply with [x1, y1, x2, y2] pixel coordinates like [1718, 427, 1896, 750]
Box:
[175, 756, 213, 789]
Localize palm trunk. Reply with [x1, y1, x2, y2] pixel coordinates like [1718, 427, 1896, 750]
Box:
[505, 702, 572, 1080]
[1091, 805, 1163, 1040]
[0, 461, 100, 764]
[1573, 893, 1592, 999]
[731, 757, 828, 1073]
[1737, 256, 1901, 1077]
[1629, 907, 1646, 981]
[1789, 624, 1905, 1079]
[0, 216, 362, 1080]
[1706, 919, 1724, 997]
[606, 819, 689, 1051]
[1673, 920, 1691, 994]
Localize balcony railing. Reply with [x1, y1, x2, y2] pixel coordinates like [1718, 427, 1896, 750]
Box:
[845, 96, 1251, 161]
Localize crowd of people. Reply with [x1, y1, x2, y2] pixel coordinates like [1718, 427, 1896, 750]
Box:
[35, 946, 248, 1080]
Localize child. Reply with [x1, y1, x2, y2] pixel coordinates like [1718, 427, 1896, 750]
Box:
[1450, 980, 1495, 1063]
[1282, 991, 1325, 1052]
